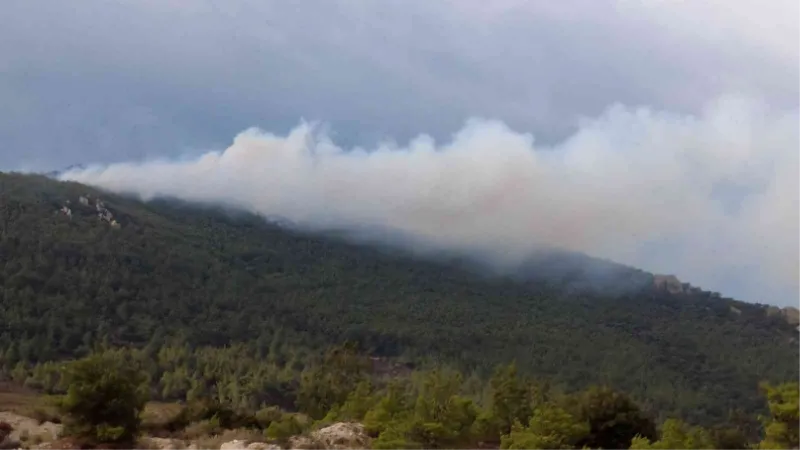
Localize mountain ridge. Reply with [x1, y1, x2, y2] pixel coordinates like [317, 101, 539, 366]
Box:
[0, 171, 797, 427]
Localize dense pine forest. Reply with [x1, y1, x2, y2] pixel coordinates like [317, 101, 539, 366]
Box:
[0, 172, 798, 448]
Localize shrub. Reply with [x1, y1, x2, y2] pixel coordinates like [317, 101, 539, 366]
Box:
[56, 353, 149, 446]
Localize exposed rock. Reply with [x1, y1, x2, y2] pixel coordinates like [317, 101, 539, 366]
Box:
[142, 437, 187, 449]
[310, 423, 370, 449]
[288, 435, 322, 450]
[0, 412, 61, 444]
[79, 196, 89, 206]
[782, 307, 799, 326]
[653, 274, 684, 294]
[29, 437, 81, 449]
[90, 198, 121, 228]
[246, 443, 281, 450]
[765, 305, 800, 330]
[220, 439, 249, 450]
[218, 440, 281, 450]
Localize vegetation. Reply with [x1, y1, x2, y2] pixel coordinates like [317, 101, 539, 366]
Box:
[0, 172, 798, 448]
[757, 382, 799, 449]
[56, 353, 149, 446]
[16, 350, 800, 449]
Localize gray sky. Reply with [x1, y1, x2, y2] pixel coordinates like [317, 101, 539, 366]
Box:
[3, 0, 796, 168]
[3, 0, 799, 306]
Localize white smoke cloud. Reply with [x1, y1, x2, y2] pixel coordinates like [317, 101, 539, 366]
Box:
[61, 95, 799, 306]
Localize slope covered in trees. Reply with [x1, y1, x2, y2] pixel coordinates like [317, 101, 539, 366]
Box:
[9, 348, 797, 449]
[0, 172, 797, 428]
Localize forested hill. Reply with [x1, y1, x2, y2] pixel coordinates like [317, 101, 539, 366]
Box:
[0, 172, 797, 427]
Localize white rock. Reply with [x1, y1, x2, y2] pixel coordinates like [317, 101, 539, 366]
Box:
[246, 443, 281, 450]
[222, 440, 282, 450]
[220, 439, 250, 450]
[310, 423, 370, 449]
[142, 437, 186, 449]
[288, 435, 320, 450]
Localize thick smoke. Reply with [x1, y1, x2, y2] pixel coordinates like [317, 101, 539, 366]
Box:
[60, 95, 799, 306]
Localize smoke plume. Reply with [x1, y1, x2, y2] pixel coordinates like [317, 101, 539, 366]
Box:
[60, 95, 799, 306]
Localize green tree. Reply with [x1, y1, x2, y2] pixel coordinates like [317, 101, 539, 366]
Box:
[500, 404, 589, 449]
[709, 426, 751, 450]
[758, 382, 799, 449]
[630, 418, 715, 449]
[485, 362, 534, 438]
[572, 386, 657, 449]
[324, 380, 378, 423]
[365, 369, 479, 449]
[363, 381, 413, 436]
[296, 342, 368, 419]
[57, 353, 149, 445]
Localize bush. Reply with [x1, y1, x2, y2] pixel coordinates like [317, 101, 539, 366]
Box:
[562, 385, 657, 449]
[629, 419, 714, 449]
[165, 399, 260, 433]
[500, 405, 589, 450]
[56, 353, 149, 446]
[264, 414, 304, 441]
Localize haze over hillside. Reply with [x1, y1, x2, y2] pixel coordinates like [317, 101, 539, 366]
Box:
[58, 97, 799, 307]
[3, 0, 799, 306]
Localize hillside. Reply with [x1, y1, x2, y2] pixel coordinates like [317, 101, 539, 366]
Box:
[0, 171, 797, 428]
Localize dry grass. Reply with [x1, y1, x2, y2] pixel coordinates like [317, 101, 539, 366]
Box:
[1, 383, 189, 429]
[0, 382, 310, 450]
[141, 402, 184, 429]
[0, 382, 61, 425]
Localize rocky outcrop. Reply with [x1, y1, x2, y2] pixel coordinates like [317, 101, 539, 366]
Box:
[95, 199, 119, 227]
[766, 306, 800, 327]
[4, 409, 368, 450]
[0, 412, 61, 449]
[217, 422, 371, 450]
[59, 195, 121, 228]
[782, 307, 799, 326]
[59, 206, 72, 219]
[218, 439, 281, 450]
[652, 274, 707, 297]
[142, 437, 188, 449]
[310, 423, 370, 449]
[653, 274, 684, 294]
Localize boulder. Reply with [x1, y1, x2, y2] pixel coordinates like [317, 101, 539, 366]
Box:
[142, 437, 187, 449]
[212, 437, 283, 450]
[220, 440, 249, 450]
[310, 423, 370, 449]
[246, 443, 281, 450]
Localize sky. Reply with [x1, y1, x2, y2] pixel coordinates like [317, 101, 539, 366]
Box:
[1, 0, 798, 307]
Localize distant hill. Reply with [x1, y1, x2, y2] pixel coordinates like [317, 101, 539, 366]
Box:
[42, 164, 87, 179]
[0, 171, 797, 426]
